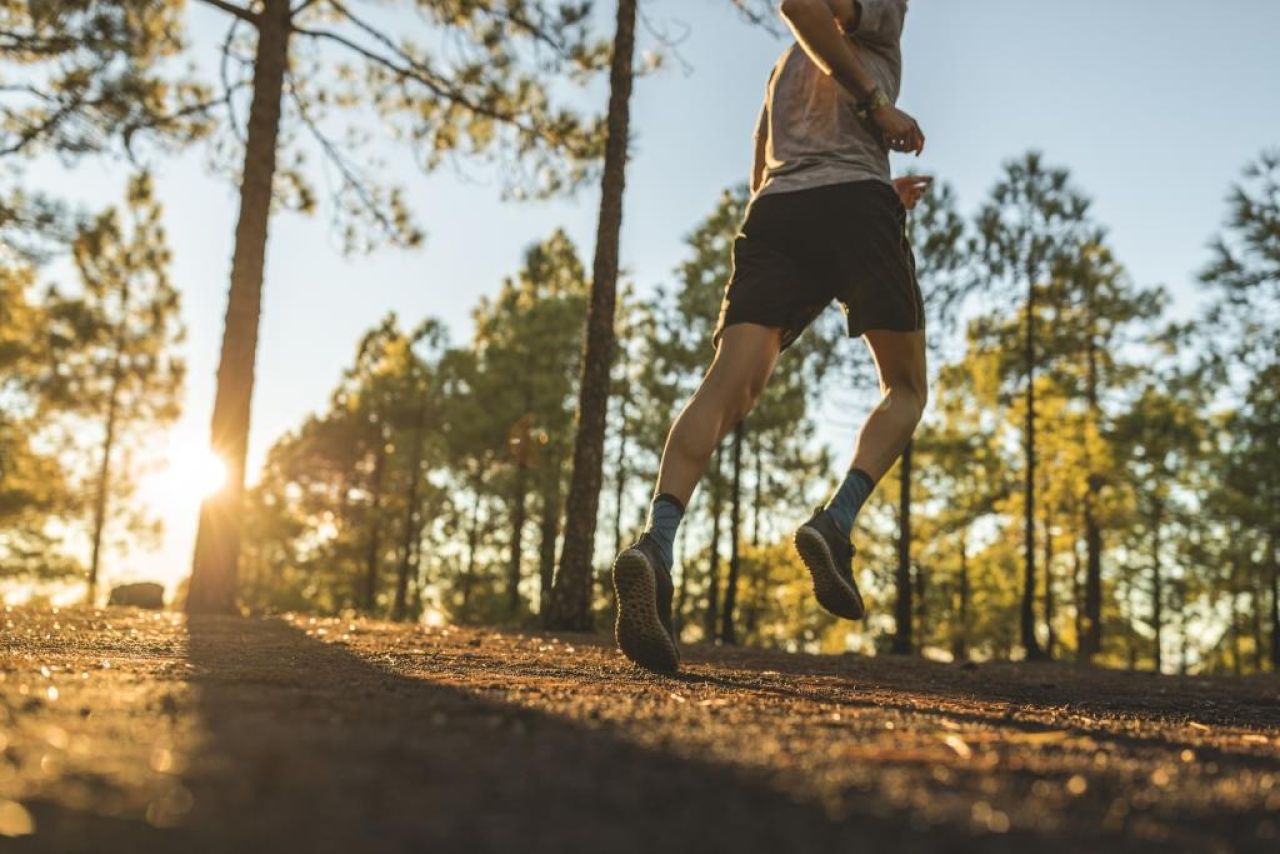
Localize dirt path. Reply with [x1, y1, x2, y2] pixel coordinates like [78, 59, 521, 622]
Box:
[1, 607, 1277, 852]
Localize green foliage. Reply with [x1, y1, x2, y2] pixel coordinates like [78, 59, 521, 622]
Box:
[0, 174, 183, 585]
[0, 0, 210, 254]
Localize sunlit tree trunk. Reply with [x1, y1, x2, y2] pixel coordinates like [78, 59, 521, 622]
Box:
[720, 422, 744, 645]
[751, 434, 763, 547]
[538, 480, 560, 616]
[1020, 266, 1044, 660]
[674, 507, 691, 638]
[1044, 507, 1056, 659]
[612, 348, 629, 554]
[1072, 536, 1084, 660]
[88, 276, 131, 604]
[548, 0, 637, 630]
[1081, 288, 1104, 662]
[461, 488, 482, 618]
[1151, 501, 1163, 673]
[704, 446, 723, 641]
[506, 463, 529, 616]
[952, 531, 969, 661]
[1271, 523, 1279, 670]
[891, 440, 913, 654]
[394, 404, 428, 621]
[362, 434, 387, 612]
[188, 0, 292, 614]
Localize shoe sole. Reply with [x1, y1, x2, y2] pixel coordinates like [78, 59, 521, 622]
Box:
[612, 550, 679, 674]
[793, 525, 866, 620]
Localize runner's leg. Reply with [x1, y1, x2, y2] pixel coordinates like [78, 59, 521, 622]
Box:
[849, 329, 928, 481]
[655, 323, 783, 508]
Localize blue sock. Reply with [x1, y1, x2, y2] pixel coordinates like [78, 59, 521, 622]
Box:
[823, 468, 876, 540]
[643, 492, 685, 571]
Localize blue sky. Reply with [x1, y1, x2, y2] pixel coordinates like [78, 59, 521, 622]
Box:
[25, 0, 1280, 588]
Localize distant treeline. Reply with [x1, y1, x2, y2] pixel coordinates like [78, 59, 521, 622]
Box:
[227, 151, 1275, 676]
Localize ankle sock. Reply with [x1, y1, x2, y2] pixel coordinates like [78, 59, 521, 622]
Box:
[643, 492, 685, 571]
[823, 468, 876, 540]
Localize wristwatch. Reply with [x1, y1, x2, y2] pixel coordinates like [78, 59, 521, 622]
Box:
[856, 86, 891, 120]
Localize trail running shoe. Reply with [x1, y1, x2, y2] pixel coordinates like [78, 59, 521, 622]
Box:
[793, 507, 866, 620]
[612, 532, 680, 674]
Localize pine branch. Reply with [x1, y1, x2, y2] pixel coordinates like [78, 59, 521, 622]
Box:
[290, 22, 545, 142]
[194, 0, 261, 26]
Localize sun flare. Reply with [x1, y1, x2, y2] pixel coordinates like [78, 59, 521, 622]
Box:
[138, 438, 228, 510]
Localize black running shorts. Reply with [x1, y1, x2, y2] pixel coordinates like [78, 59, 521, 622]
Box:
[711, 179, 924, 352]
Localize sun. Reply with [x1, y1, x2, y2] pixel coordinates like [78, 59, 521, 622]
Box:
[138, 436, 228, 510]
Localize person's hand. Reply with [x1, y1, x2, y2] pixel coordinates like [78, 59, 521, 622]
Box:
[873, 105, 925, 155]
[893, 175, 933, 211]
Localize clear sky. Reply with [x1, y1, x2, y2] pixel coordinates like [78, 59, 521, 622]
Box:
[24, 0, 1280, 592]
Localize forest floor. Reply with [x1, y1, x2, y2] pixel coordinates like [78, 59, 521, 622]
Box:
[1, 607, 1278, 853]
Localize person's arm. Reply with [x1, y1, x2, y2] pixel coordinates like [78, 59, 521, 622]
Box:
[778, 0, 925, 155]
[750, 104, 769, 194]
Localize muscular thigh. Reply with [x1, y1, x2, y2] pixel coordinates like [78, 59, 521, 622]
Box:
[702, 323, 784, 403]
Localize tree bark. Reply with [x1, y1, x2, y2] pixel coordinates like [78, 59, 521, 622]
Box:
[188, 0, 292, 614]
[720, 422, 744, 645]
[1271, 522, 1279, 670]
[704, 446, 723, 641]
[891, 440, 914, 654]
[953, 531, 969, 661]
[1152, 502, 1163, 673]
[1021, 267, 1044, 660]
[362, 432, 387, 612]
[547, 0, 637, 630]
[461, 488, 481, 617]
[1081, 287, 1104, 662]
[538, 478, 560, 617]
[394, 405, 428, 621]
[751, 433, 763, 547]
[1044, 506, 1056, 659]
[506, 463, 529, 616]
[88, 274, 131, 604]
[612, 349, 629, 554]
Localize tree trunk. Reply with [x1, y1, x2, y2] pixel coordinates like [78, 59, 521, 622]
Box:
[674, 503, 691, 637]
[362, 432, 387, 612]
[1072, 536, 1084, 660]
[188, 0, 292, 614]
[1151, 502, 1163, 674]
[612, 350, 629, 554]
[506, 463, 529, 616]
[751, 432, 763, 547]
[1229, 550, 1242, 675]
[547, 0, 637, 630]
[394, 409, 428, 621]
[538, 478, 560, 617]
[1044, 507, 1056, 659]
[88, 274, 131, 604]
[1271, 523, 1279, 670]
[1081, 303, 1104, 661]
[704, 446, 723, 641]
[914, 557, 926, 653]
[953, 531, 969, 661]
[1020, 269, 1044, 660]
[720, 422, 745, 645]
[1250, 571, 1265, 673]
[891, 440, 914, 654]
[461, 489, 481, 617]
[1178, 577, 1189, 675]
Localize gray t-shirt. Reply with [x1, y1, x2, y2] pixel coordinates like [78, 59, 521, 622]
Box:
[754, 0, 908, 198]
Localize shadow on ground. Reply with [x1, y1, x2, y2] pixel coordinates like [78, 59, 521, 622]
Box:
[9, 613, 1277, 853]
